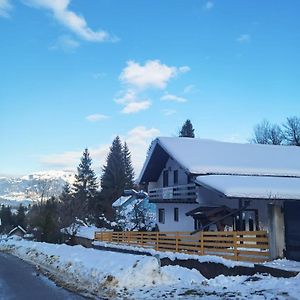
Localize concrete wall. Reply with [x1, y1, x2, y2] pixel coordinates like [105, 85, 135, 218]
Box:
[267, 202, 285, 259]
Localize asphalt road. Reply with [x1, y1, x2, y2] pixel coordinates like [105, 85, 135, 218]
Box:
[0, 252, 85, 300]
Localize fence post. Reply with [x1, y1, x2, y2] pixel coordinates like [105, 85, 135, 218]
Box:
[128, 231, 131, 245]
[200, 231, 204, 255]
[175, 232, 179, 252]
[156, 232, 159, 251]
[233, 231, 238, 261]
[141, 232, 144, 246]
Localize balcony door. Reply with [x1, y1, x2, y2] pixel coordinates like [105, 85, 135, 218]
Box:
[163, 170, 169, 187]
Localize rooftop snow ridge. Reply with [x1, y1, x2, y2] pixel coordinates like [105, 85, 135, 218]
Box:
[139, 137, 300, 181]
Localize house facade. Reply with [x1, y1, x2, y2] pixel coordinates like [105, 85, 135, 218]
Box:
[138, 137, 300, 260]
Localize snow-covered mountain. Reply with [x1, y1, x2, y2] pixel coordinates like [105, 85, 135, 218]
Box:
[0, 171, 75, 207]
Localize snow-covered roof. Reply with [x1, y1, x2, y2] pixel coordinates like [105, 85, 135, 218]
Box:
[112, 196, 132, 208]
[8, 225, 27, 236]
[195, 175, 300, 200]
[138, 137, 300, 182]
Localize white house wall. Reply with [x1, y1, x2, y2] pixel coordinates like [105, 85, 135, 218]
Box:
[150, 158, 188, 189]
[156, 203, 199, 232]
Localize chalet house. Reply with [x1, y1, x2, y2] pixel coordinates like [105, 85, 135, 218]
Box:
[138, 137, 300, 260]
[112, 189, 156, 230]
[112, 189, 149, 211]
[8, 225, 27, 237]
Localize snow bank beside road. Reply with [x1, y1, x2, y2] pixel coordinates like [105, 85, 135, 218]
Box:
[0, 237, 204, 299]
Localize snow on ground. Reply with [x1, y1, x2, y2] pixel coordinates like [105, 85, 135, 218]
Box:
[1, 237, 300, 299]
[62, 224, 111, 240]
[263, 258, 300, 272]
[0, 237, 204, 299]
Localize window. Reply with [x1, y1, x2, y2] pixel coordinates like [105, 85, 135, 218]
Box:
[187, 175, 192, 184]
[158, 208, 165, 223]
[174, 207, 179, 222]
[234, 209, 258, 231]
[194, 219, 201, 231]
[163, 170, 169, 187]
[173, 170, 178, 185]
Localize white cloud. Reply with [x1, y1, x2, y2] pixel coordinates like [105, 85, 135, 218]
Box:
[40, 146, 109, 174]
[115, 90, 151, 114]
[237, 34, 251, 44]
[162, 109, 176, 116]
[40, 126, 160, 176]
[23, 0, 113, 42]
[161, 93, 187, 103]
[50, 35, 79, 51]
[126, 126, 160, 146]
[86, 114, 109, 122]
[183, 84, 197, 94]
[203, 1, 214, 11]
[178, 66, 191, 73]
[121, 101, 151, 114]
[125, 126, 160, 174]
[120, 60, 190, 90]
[0, 0, 12, 17]
[93, 73, 106, 80]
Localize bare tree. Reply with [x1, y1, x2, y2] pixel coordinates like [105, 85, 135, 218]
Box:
[269, 124, 284, 145]
[283, 116, 300, 146]
[251, 120, 284, 145]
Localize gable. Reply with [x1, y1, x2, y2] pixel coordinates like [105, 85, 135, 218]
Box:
[139, 143, 170, 183]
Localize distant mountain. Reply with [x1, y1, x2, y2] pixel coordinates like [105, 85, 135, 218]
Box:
[0, 171, 75, 207]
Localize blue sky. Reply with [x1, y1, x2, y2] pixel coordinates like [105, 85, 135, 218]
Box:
[1, 0, 299, 176]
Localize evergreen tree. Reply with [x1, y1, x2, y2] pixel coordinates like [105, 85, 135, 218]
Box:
[123, 142, 135, 189]
[15, 204, 26, 229]
[179, 119, 195, 138]
[0, 205, 13, 227]
[73, 148, 98, 216]
[100, 136, 126, 219]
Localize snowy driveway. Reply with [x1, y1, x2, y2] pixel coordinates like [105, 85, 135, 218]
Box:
[0, 252, 84, 300]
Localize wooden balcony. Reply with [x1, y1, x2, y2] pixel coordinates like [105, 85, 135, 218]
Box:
[148, 183, 197, 203]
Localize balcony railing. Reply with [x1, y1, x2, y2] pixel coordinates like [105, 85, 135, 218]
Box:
[148, 183, 197, 203]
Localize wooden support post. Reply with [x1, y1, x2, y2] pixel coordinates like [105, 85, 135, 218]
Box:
[175, 232, 179, 252]
[156, 232, 159, 251]
[200, 232, 204, 255]
[233, 231, 238, 261]
[128, 231, 131, 245]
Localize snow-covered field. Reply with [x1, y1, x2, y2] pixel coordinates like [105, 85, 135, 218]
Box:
[1, 237, 300, 299]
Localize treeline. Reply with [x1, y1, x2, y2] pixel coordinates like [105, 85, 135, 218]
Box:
[0, 136, 135, 243]
[251, 116, 300, 146]
[1, 119, 196, 242]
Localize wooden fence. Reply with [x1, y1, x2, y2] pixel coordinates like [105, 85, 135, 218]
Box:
[94, 230, 270, 263]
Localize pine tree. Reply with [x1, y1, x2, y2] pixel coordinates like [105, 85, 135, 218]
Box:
[179, 119, 195, 138]
[15, 204, 26, 229]
[100, 136, 126, 219]
[123, 142, 135, 189]
[73, 148, 98, 216]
